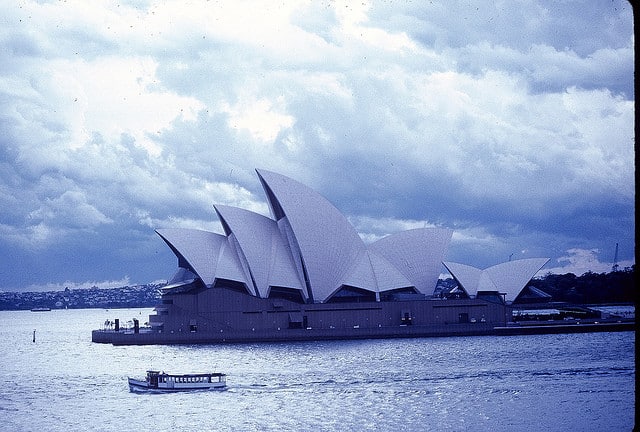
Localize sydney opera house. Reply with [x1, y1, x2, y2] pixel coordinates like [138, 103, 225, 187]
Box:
[93, 169, 551, 345]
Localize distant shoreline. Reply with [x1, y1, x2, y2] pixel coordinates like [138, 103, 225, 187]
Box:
[0, 284, 162, 311]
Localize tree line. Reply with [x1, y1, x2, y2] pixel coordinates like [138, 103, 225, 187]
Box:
[527, 265, 635, 304]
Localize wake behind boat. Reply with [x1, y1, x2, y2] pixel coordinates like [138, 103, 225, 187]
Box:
[128, 370, 227, 393]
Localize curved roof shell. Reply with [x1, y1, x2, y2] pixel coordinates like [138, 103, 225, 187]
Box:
[256, 169, 367, 302]
[369, 228, 453, 295]
[443, 258, 549, 301]
[156, 227, 250, 291]
[339, 249, 414, 296]
[214, 204, 304, 299]
[484, 258, 550, 301]
[156, 228, 226, 287]
[215, 238, 252, 292]
[441, 262, 483, 297]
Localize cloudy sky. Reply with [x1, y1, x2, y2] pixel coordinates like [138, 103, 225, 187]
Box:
[0, 1, 634, 292]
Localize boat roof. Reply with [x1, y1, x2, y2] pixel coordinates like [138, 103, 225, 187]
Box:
[146, 370, 225, 377]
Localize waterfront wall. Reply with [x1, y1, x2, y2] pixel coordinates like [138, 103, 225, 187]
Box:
[153, 286, 509, 335]
[92, 320, 634, 345]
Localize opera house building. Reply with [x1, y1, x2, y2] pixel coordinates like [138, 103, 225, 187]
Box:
[93, 169, 551, 345]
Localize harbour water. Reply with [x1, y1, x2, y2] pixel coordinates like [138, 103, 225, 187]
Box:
[0, 308, 635, 431]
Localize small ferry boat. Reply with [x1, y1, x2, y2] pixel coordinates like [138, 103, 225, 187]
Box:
[128, 370, 227, 393]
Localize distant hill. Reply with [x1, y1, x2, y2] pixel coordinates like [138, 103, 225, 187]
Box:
[0, 283, 164, 311]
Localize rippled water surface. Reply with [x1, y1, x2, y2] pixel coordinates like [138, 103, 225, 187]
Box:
[0, 309, 635, 431]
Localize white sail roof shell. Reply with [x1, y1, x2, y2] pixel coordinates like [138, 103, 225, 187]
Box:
[256, 169, 367, 303]
[156, 228, 226, 287]
[340, 250, 414, 295]
[369, 228, 453, 295]
[441, 261, 482, 297]
[156, 228, 250, 290]
[484, 258, 550, 301]
[215, 238, 252, 292]
[214, 205, 304, 298]
[443, 258, 550, 301]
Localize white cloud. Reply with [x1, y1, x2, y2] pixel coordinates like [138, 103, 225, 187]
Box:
[47, 56, 204, 156]
[29, 189, 112, 228]
[542, 248, 631, 276]
[224, 96, 294, 143]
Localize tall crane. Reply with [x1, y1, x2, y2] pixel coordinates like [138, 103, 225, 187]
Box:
[612, 242, 619, 272]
